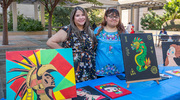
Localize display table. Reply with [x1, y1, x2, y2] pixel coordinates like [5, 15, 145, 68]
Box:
[76, 66, 180, 100]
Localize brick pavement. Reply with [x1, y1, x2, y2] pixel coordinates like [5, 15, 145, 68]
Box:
[0, 34, 163, 99]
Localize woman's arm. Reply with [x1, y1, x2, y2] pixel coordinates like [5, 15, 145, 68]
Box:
[46, 29, 67, 49]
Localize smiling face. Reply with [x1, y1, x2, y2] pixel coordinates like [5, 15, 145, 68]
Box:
[74, 10, 86, 28]
[42, 72, 55, 89]
[104, 86, 118, 92]
[105, 13, 119, 27]
[167, 46, 176, 58]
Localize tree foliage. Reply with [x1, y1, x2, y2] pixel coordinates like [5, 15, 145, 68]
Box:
[163, 0, 180, 20]
[45, 6, 73, 31]
[141, 11, 164, 30]
[87, 8, 104, 26]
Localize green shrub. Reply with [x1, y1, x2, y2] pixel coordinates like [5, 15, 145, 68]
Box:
[8, 11, 44, 31]
[8, 11, 13, 31]
[141, 11, 164, 30]
[18, 17, 44, 31]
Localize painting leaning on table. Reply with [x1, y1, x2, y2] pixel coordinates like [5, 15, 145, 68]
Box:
[6, 48, 77, 100]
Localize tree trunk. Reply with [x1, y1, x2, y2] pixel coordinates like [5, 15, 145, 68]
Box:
[48, 12, 53, 38]
[2, 7, 8, 45]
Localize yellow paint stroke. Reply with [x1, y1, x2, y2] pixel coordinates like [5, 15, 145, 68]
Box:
[54, 91, 65, 100]
[65, 67, 76, 85]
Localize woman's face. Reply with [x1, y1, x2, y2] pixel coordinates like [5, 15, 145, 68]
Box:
[105, 13, 119, 27]
[167, 46, 176, 58]
[74, 10, 86, 27]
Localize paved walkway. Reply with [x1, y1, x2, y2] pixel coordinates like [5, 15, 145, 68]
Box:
[0, 35, 50, 98]
[0, 34, 163, 98]
[0, 35, 49, 49]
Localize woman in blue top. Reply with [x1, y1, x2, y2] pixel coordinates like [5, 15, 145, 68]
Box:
[94, 8, 126, 76]
[159, 28, 167, 35]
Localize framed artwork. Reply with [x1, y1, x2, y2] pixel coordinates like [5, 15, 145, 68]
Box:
[95, 82, 131, 99]
[162, 42, 180, 66]
[120, 33, 160, 85]
[166, 69, 180, 76]
[6, 48, 76, 100]
[73, 86, 110, 100]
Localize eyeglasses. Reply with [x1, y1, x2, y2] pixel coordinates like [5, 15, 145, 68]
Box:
[107, 15, 119, 19]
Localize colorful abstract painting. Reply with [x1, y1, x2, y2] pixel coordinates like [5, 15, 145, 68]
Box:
[166, 69, 180, 76]
[6, 48, 76, 100]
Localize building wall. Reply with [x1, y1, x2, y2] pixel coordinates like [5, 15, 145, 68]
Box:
[16, 4, 36, 19]
[0, 3, 36, 19]
[121, 10, 129, 28]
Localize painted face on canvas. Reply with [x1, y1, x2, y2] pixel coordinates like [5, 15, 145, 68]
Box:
[77, 90, 87, 96]
[167, 46, 176, 58]
[42, 72, 55, 88]
[104, 86, 118, 92]
[106, 13, 119, 27]
[74, 10, 86, 27]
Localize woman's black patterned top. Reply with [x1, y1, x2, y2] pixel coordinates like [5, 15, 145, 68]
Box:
[61, 26, 97, 83]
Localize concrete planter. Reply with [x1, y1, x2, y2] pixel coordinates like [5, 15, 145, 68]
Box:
[0, 31, 56, 36]
[143, 30, 180, 35]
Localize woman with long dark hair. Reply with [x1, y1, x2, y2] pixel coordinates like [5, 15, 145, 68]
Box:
[47, 6, 97, 82]
[94, 8, 126, 77]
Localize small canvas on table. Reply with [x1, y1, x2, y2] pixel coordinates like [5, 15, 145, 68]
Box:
[6, 48, 76, 100]
[73, 86, 110, 100]
[95, 82, 132, 99]
[166, 69, 180, 76]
